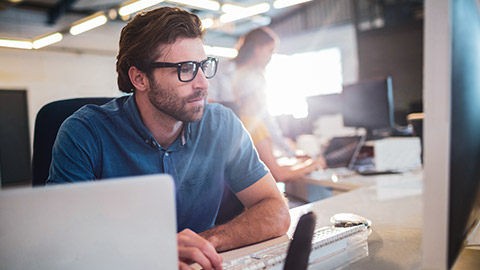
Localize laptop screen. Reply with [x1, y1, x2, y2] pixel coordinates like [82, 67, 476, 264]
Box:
[0, 174, 178, 270]
[322, 136, 365, 169]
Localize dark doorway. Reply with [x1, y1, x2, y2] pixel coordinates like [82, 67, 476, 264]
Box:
[0, 90, 31, 186]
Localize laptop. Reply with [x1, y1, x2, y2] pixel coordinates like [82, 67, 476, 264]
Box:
[308, 136, 366, 180]
[323, 135, 366, 169]
[0, 174, 178, 270]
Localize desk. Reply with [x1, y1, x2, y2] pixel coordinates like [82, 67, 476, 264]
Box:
[303, 172, 423, 269]
[219, 170, 480, 269]
[286, 169, 421, 202]
[222, 171, 424, 269]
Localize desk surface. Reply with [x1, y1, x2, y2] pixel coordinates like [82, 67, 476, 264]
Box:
[303, 169, 422, 192]
[295, 171, 424, 269]
[222, 171, 424, 269]
[222, 172, 422, 269]
[222, 170, 480, 269]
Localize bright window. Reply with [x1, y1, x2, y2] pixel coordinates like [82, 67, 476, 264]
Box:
[265, 47, 343, 118]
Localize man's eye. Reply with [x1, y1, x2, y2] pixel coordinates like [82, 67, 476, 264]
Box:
[180, 64, 194, 73]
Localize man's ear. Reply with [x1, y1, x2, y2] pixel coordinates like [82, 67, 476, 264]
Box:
[128, 66, 149, 92]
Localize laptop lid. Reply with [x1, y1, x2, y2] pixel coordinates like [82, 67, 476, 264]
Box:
[0, 174, 177, 270]
[323, 135, 366, 169]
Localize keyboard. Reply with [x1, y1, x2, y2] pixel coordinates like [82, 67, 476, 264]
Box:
[221, 225, 369, 270]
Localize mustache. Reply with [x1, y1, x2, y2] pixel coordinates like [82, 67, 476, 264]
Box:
[186, 90, 206, 101]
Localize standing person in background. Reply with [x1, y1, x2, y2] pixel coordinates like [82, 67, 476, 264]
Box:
[233, 27, 326, 183]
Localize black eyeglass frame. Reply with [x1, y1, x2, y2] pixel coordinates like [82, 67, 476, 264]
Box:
[149, 57, 219, 82]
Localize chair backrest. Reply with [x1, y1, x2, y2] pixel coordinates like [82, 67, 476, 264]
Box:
[283, 211, 316, 270]
[31, 97, 114, 186]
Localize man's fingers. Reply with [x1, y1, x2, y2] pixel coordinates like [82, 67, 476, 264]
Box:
[178, 261, 193, 270]
[179, 247, 213, 270]
[177, 229, 223, 270]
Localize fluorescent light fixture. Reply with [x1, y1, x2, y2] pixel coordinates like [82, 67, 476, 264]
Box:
[201, 18, 214, 29]
[32, 32, 63, 49]
[204, 45, 238, 58]
[70, 13, 108, 36]
[118, 0, 164, 16]
[274, 0, 312, 9]
[221, 3, 245, 13]
[220, 2, 270, 23]
[0, 38, 32, 49]
[167, 0, 220, 11]
[250, 15, 272, 26]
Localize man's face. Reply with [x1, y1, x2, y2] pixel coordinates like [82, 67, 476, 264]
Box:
[147, 38, 209, 122]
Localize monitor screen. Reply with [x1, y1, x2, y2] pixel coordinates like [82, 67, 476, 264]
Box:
[423, 0, 480, 268]
[341, 77, 394, 134]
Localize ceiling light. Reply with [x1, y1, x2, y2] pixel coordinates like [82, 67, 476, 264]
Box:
[108, 9, 118, 20]
[220, 2, 270, 23]
[204, 45, 238, 58]
[167, 0, 220, 11]
[201, 18, 214, 29]
[0, 38, 32, 50]
[250, 15, 272, 26]
[273, 0, 312, 9]
[32, 32, 63, 49]
[221, 3, 247, 13]
[118, 0, 164, 16]
[69, 13, 108, 36]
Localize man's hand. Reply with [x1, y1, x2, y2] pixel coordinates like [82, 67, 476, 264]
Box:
[177, 229, 223, 270]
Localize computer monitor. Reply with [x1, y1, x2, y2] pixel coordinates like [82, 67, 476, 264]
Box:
[341, 77, 394, 139]
[422, 0, 480, 269]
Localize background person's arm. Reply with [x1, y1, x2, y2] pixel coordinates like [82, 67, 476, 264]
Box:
[199, 173, 290, 252]
[256, 137, 326, 182]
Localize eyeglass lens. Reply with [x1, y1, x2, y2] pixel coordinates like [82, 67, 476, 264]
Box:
[179, 59, 217, 82]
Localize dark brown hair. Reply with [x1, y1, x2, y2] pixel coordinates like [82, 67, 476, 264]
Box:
[116, 7, 205, 93]
[233, 27, 278, 66]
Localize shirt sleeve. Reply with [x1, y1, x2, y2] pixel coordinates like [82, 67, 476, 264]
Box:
[47, 114, 100, 184]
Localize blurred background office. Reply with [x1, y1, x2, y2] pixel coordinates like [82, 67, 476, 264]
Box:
[0, 0, 424, 187]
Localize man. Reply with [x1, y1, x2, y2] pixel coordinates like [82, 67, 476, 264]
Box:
[47, 7, 290, 270]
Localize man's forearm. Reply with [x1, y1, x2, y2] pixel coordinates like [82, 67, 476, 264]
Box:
[199, 197, 290, 252]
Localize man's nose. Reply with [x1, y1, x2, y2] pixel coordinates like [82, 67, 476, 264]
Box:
[192, 67, 209, 89]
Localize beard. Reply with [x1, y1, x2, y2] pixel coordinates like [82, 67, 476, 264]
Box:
[147, 77, 206, 122]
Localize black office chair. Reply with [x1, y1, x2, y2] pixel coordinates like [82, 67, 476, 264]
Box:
[31, 97, 114, 186]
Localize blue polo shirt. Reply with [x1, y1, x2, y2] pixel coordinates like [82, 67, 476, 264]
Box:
[47, 95, 268, 233]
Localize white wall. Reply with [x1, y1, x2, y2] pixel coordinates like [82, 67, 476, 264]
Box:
[277, 23, 359, 84]
[0, 48, 122, 148]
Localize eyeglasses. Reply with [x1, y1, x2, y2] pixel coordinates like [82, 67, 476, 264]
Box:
[149, 57, 219, 82]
